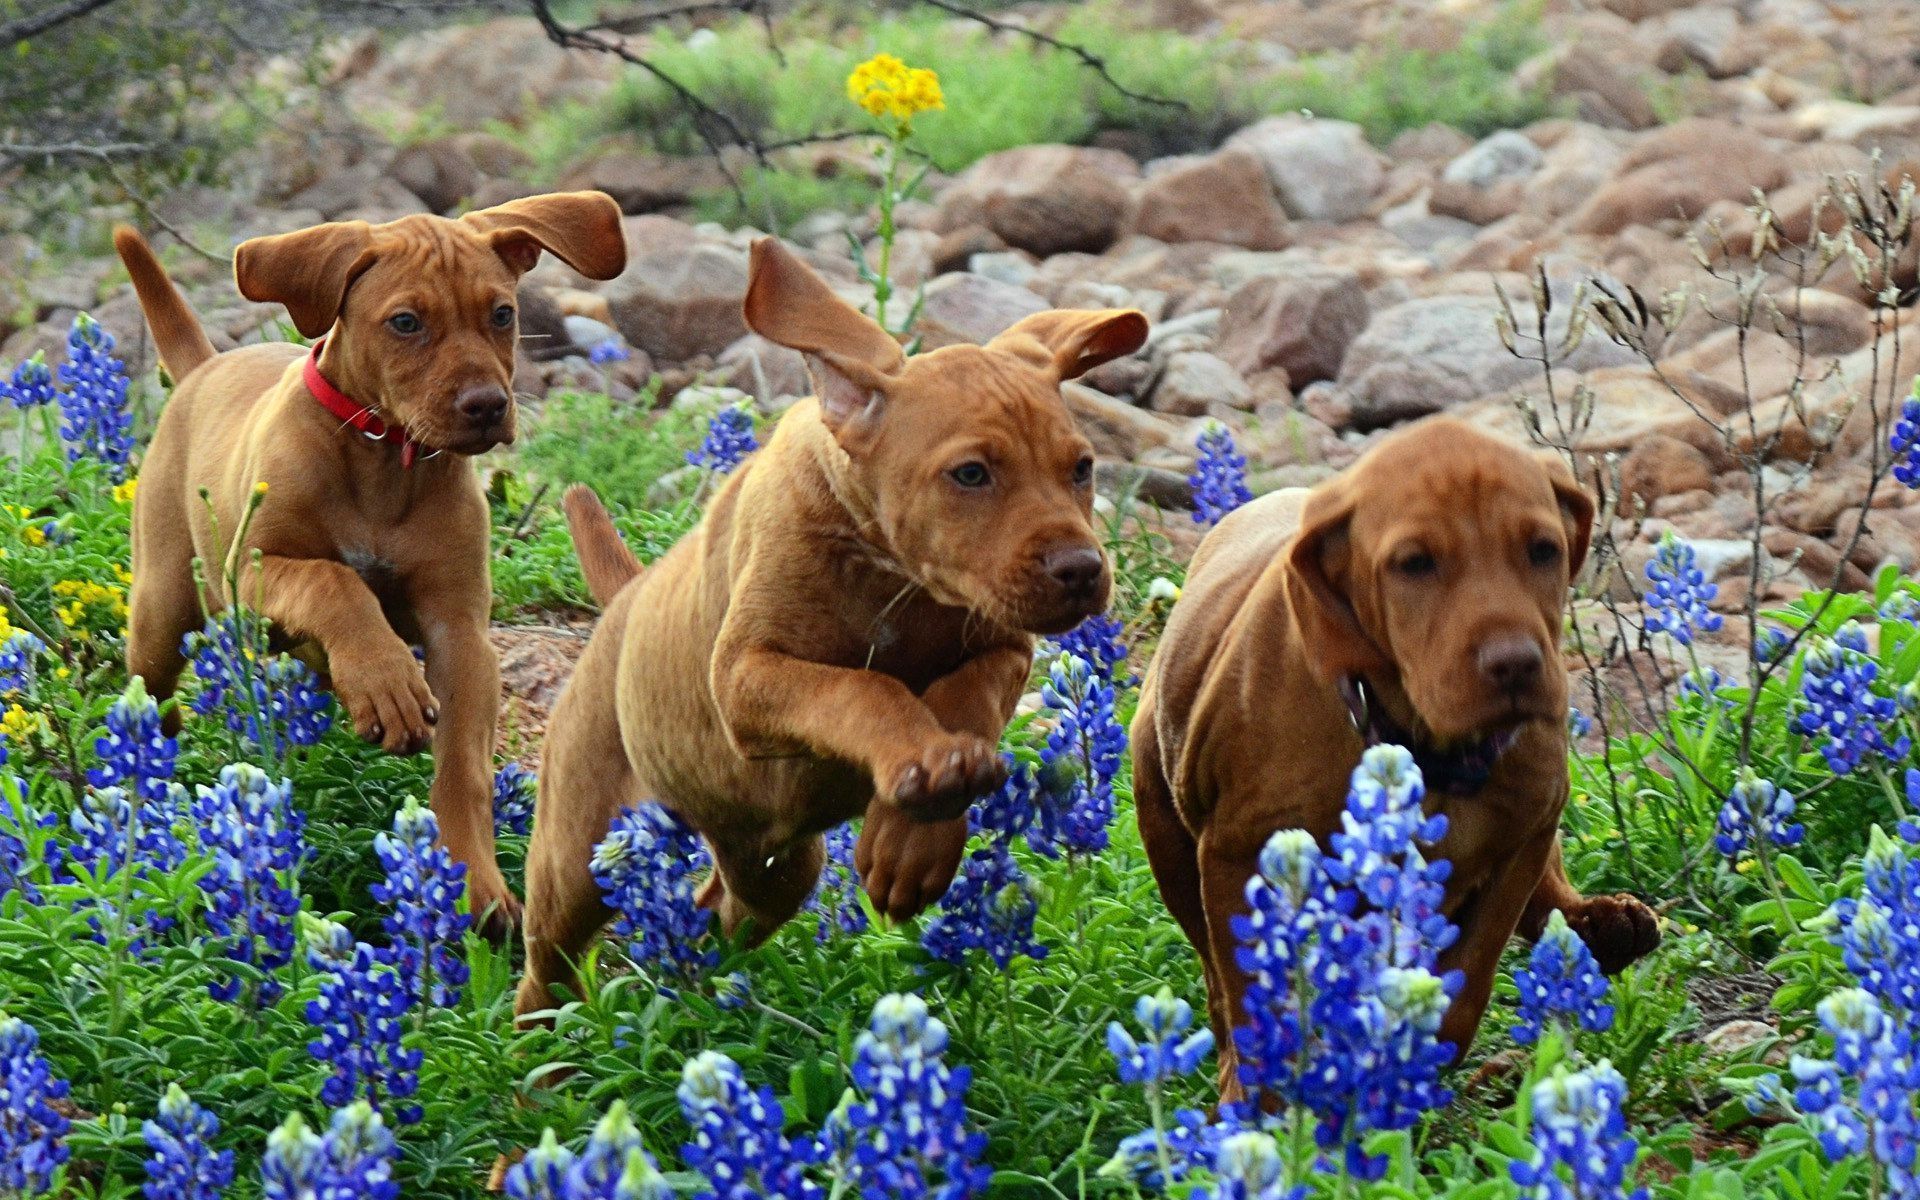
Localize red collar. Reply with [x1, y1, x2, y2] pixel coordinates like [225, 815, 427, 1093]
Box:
[302, 340, 433, 469]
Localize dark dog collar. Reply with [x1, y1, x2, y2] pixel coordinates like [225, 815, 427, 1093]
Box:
[1338, 675, 1519, 795]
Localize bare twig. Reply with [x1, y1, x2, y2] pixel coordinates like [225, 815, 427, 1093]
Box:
[915, 0, 1187, 110]
[582, 0, 756, 35]
[0, 0, 124, 46]
[0, 140, 147, 166]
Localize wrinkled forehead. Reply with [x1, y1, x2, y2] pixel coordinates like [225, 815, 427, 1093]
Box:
[1347, 435, 1560, 552]
[358, 217, 517, 289]
[889, 344, 1085, 443]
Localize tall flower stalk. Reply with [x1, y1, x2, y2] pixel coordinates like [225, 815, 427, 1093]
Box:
[845, 53, 943, 336]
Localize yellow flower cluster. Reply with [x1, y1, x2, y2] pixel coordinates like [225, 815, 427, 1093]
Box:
[1, 703, 44, 742]
[846, 53, 944, 126]
[113, 478, 138, 506]
[8, 505, 45, 548]
[53, 578, 128, 629]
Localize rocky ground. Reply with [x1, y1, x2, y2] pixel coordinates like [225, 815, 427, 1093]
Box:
[7, 0, 1920, 720]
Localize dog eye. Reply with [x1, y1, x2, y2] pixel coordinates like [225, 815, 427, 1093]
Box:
[1394, 551, 1437, 578]
[387, 313, 422, 336]
[1072, 456, 1094, 486]
[1528, 538, 1561, 567]
[949, 462, 991, 489]
[491, 304, 515, 330]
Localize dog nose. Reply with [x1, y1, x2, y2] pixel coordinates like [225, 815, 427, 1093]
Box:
[1478, 635, 1543, 693]
[1045, 545, 1106, 596]
[455, 385, 510, 427]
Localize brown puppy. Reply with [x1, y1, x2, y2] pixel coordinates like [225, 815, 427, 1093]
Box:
[113, 194, 627, 935]
[1132, 416, 1660, 1098]
[515, 238, 1146, 1018]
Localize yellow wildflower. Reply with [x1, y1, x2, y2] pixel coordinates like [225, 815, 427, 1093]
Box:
[113, 478, 138, 506]
[1, 704, 44, 742]
[846, 53, 943, 126]
[254, 481, 269, 496]
[21, 525, 44, 548]
[52, 578, 129, 627]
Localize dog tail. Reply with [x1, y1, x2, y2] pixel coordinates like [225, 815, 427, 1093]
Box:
[112, 225, 218, 383]
[564, 485, 643, 607]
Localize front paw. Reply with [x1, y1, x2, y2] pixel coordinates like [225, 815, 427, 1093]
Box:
[876, 733, 1007, 822]
[855, 802, 968, 921]
[467, 867, 523, 944]
[1564, 893, 1662, 975]
[334, 649, 438, 755]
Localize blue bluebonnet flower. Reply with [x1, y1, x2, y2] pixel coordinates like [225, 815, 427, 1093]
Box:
[1642, 532, 1722, 646]
[1510, 1061, 1646, 1200]
[67, 781, 187, 882]
[1189, 423, 1252, 528]
[1109, 987, 1215, 1084]
[56, 314, 135, 481]
[182, 616, 333, 754]
[0, 1012, 71, 1196]
[1678, 666, 1732, 706]
[1511, 910, 1613, 1047]
[827, 993, 990, 1200]
[259, 1103, 399, 1200]
[970, 755, 1037, 844]
[2, 354, 56, 410]
[142, 1083, 234, 1200]
[0, 631, 44, 697]
[371, 797, 470, 1008]
[921, 841, 1047, 970]
[713, 972, 752, 1012]
[1049, 613, 1131, 686]
[90, 676, 179, 806]
[678, 1050, 823, 1200]
[494, 763, 537, 837]
[1829, 823, 1920, 1022]
[804, 823, 868, 942]
[194, 764, 304, 1005]
[1880, 592, 1920, 624]
[303, 917, 423, 1124]
[1794, 623, 1909, 775]
[1567, 707, 1592, 738]
[1101, 1107, 1226, 1192]
[1893, 386, 1920, 488]
[686, 405, 758, 474]
[1753, 625, 1793, 666]
[0, 741, 58, 903]
[1230, 747, 1460, 1180]
[589, 340, 632, 367]
[506, 1102, 670, 1200]
[1713, 774, 1805, 862]
[1192, 1132, 1302, 1200]
[1029, 652, 1125, 858]
[592, 803, 715, 979]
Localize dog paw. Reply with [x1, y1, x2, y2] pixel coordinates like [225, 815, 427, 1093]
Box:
[1563, 893, 1662, 975]
[334, 649, 439, 755]
[467, 874, 523, 945]
[856, 804, 968, 921]
[878, 734, 1007, 822]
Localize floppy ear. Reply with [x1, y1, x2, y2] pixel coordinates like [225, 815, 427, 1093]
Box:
[1281, 481, 1394, 685]
[742, 236, 905, 436]
[989, 308, 1149, 380]
[1541, 454, 1595, 576]
[460, 190, 628, 280]
[233, 221, 375, 340]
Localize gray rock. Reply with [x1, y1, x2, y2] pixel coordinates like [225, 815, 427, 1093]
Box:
[912, 273, 1048, 349]
[1217, 265, 1369, 385]
[1442, 131, 1544, 189]
[936, 144, 1138, 257]
[1228, 117, 1386, 222]
[605, 240, 751, 363]
[1127, 149, 1290, 249]
[1151, 351, 1250, 416]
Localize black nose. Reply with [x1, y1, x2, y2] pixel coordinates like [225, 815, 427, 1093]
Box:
[1478, 635, 1544, 694]
[455, 385, 510, 427]
[1045, 545, 1106, 596]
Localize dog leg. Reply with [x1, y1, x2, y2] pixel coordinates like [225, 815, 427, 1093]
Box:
[1520, 835, 1661, 976]
[415, 589, 516, 940]
[126, 484, 199, 733]
[515, 767, 621, 1028]
[1438, 832, 1561, 1058]
[712, 639, 1008, 822]
[254, 556, 437, 755]
[707, 831, 827, 943]
[856, 645, 1030, 921]
[1133, 714, 1230, 1060]
[1196, 827, 1266, 1103]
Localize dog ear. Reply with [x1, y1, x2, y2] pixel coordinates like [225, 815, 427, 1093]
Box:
[233, 222, 375, 339]
[1542, 454, 1595, 577]
[1282, 482, 1394, 685]
[990, 309, 1149, 380]
[460, 191, 628, 281]
[742, 237, 905, 435]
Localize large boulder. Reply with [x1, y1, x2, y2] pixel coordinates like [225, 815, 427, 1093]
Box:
[1566, 119, 1790, 235]
[1216, 264, 1369, 385]
[1227, 117, 1387, 223]
[911, 273, 1049, 349]
[605, 227, 751, 363]
[935, 145, 1138, 257]
[559, 151, 726, 215]
[390, 139, 480, 213]
[1127, 149, 1290, 250]
[1336, 294, 1639, 428]
[1149, 351, 1251, 416]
